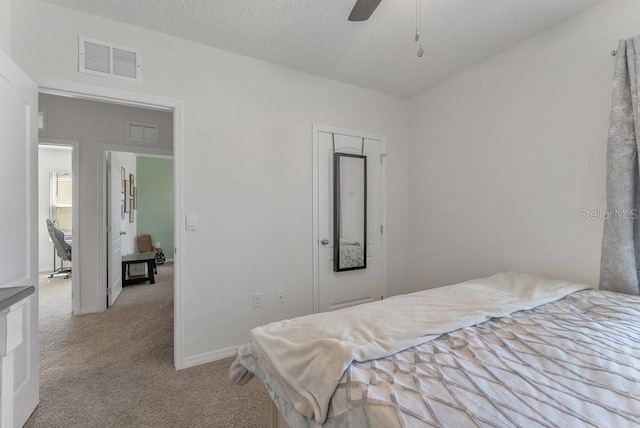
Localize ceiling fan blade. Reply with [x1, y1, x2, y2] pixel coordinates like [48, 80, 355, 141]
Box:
[348, 0, 383, 21]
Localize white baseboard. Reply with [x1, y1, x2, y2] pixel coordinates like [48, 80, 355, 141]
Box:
[182, 344, 241, 369]
[76, 305, 102, 315]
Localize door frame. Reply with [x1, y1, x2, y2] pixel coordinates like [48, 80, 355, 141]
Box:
[32, 76, 187, 369]
[311, 124, 387, 314]
[39, 138, 81, 315]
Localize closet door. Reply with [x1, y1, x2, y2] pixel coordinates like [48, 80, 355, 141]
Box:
[314, 127, 386, 312]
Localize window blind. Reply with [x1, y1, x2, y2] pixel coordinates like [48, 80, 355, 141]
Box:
[49, 172, 72, 233]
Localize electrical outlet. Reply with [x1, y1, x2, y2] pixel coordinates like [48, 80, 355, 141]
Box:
[253, 292, 263, 308]
[276, 290, 285, 304]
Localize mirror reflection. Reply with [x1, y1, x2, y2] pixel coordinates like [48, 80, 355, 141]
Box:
[334, 153, 367, 272]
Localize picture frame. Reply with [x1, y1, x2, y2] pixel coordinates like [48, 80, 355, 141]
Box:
[129, 173, 135, 194]
[121, 167, 126, 194]
[129, 199, 135, 223]
[124, 182, 130, 213]
[133, 187, 137, 209]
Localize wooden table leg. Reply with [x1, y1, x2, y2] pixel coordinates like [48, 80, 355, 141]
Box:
[147, 260, 155, 284]
[122, 261, 127, 286]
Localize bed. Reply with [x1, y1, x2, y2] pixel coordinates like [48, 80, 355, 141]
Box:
[230, 272, 640, 427]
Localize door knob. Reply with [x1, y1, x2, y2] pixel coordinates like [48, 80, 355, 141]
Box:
[120, 231, 127, 235]
[321, 238, 329, 245]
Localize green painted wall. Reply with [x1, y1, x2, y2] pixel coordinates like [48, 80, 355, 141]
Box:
[136, 157, 174, 258]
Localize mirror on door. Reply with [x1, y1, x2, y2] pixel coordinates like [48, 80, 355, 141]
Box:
[333, 153, 367, 272]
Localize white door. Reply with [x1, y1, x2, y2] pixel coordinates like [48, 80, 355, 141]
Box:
[315, 129, 386, 312]
[0, 51, 39, 425]
[106, 153, 123, 307]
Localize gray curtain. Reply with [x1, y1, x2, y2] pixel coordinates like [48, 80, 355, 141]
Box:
[600, 37, 640, 295]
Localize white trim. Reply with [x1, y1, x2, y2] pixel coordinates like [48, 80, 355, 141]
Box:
[2, 49, 40, 426]
[135, 153, 173, 160]
[182, 345, 240, 369]
[39, 138, 81, 315]
[173, 93, 186, 370]
[312, 126, 319, 314]
[311, 124, 387, 314]
[100, 143, 172, 157]
[380, 153, 388, 301]
[31, 76, 186, 370]
[33, 75, 172, 112]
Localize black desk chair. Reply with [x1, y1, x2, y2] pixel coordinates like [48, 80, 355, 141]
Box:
[46, 219, 72, 279]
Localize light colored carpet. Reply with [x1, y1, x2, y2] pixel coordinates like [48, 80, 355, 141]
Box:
[26, 263, 270, 427]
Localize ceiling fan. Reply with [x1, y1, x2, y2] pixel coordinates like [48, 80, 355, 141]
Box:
[348, 0, 383, 21]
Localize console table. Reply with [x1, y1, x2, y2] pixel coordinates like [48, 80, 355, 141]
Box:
[122, 253, 157, 286]
[0, 286, 35, 428]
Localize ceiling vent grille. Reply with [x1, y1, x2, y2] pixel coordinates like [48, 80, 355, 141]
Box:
[79, 36, 141, 81]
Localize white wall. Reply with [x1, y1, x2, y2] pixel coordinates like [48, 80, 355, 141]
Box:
[0, 0, 9, 55]
[408, 0, 640, 290]
[110, 151, 137, 255]
[38, 145, 72, 272]
[38, 93, 173, 313]
[12, 0, 410, 363]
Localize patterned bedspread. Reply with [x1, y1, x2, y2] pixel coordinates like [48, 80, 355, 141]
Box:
[240, 289, 640, 427]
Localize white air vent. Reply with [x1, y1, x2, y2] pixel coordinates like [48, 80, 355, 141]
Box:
[127, 122, 158, 143]
[79, 36, 141, 81]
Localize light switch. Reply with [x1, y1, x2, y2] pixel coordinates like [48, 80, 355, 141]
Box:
[186, 214, 198, 231]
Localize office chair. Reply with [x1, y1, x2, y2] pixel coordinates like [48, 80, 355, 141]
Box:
[46, 218, 72, 279]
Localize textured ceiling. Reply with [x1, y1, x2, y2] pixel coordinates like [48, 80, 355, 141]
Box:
[41, 0, 603, 98]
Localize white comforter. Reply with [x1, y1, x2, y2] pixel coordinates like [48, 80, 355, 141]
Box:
[231, 272, 589, 423]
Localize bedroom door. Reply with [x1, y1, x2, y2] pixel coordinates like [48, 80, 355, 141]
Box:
[106, 153, 123, 307]
[314, 127, 386, 312]
[0, 50, 39, 426]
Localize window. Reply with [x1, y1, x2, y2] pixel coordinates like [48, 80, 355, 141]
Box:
[49, 172, 72, 234]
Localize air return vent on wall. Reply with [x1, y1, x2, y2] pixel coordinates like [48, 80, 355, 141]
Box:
[79, 36, 141, 81]
[127, 122, 158, 143]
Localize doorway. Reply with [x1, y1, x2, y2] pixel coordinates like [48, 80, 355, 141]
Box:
[38, 139, 80, 314]
[105, 151, 174, 308]
[35, 77, 185, 369]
